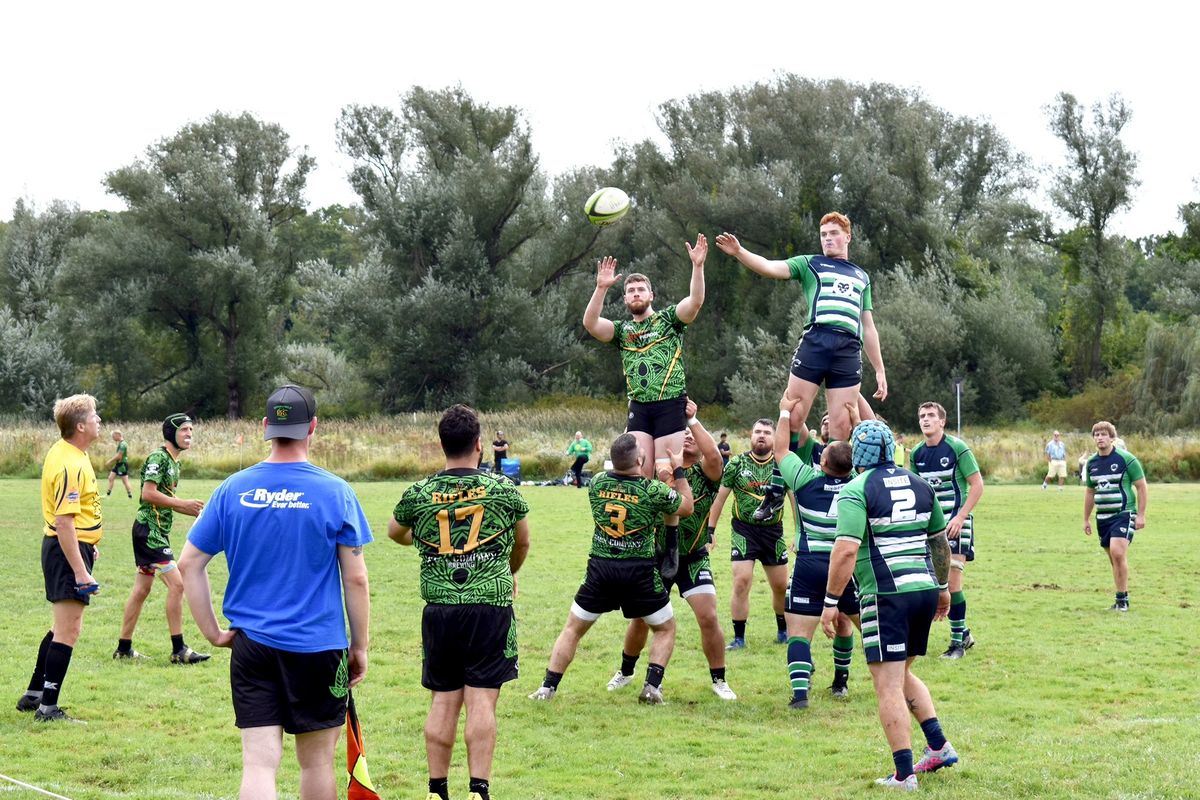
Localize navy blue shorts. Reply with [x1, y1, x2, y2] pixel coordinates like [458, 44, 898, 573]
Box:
[860, 589, 939, 663]
[790, 325, 862, 389]
[1098, 513, 1134, 548]
[785, 552, 859, 616]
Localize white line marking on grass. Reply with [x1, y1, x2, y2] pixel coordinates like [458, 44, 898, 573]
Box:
[0, 774, 74, 800]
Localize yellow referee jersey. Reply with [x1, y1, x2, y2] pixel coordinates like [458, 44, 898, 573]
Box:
[42, 439, 103, 544]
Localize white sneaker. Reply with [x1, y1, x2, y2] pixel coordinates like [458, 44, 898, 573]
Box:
[710, 679, 737, 701]
[638, 683, 665, 704]
[874, 773, 918, 791]
[527, 686, 557, 701]
[606, 671, 634, 691]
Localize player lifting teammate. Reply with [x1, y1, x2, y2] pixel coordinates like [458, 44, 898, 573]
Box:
[583, 235, 707, 478]
[606, 400, 737, 700]
[530, 433, 693, 704]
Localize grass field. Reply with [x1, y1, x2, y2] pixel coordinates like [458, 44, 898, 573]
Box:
[2, 479, 1198, 799]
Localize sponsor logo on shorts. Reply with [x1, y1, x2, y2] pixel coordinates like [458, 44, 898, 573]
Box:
[238, 488, 312, 510]
[886, 643, 906, 653]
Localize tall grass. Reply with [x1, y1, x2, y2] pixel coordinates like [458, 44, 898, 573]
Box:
[2, 406, 1197, 482]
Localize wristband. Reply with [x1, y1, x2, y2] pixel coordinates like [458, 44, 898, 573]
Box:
[778, 410, 790, 419]
[823, 594, 840, 608]
[672, 466, 687, 480]
[937, 583, 949, 591]
[686, 416, 699, 427]
[706, 525, 716, 545]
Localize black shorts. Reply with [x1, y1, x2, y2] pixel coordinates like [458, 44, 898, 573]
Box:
[790, 325, 862, 389]
[111, 463, 128, 477]
[422, 603, 518, 692]
[230, 632, 347, 734]
[664, 551, 717, 598]
[626, 396, 688, 439]
[1098, 513, 1134, 548]
[860, 590, 939, 663]
[573, 557, 671, 621]
[41, 535, 98, 605]
[785, 552, 859, 616]
[131, 520, 174, 572]
[730, 519, 788, 566]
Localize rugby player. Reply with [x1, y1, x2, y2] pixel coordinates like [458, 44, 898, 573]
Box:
[1083, 421, 1147, 612]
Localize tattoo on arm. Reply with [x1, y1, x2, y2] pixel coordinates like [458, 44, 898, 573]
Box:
[351, 546, 363, 556]
[928, 532, 951, 586]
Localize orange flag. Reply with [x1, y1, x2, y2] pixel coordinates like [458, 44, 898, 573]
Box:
[346, 691, 381, 799]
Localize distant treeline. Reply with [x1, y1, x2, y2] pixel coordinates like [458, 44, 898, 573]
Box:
[1, 79, 1199, 432]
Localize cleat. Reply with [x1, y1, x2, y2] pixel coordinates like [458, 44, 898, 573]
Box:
[940, 643, 965, 660]
[751, 490, 785, 522]
[725, 637, 746, 651]
[638, 683, 665, 705]
[170, 646, 211, 664]
[961, 629, 976, 650]
[33, 706, 86, 724]
[527, 686, 556, 701]
[830, 672, 849, 699]
[776, 630, 788, 644]
[606, 671, 634, 692]
[875, 773, 918, 791]
[1108, 602, 1130, 613]
[16, 694, 40, 713]
[914, 742, 959, 773]
[788, 696, 809, 710]
[113, 648, 151, 661]
[710, 679, 737, 701]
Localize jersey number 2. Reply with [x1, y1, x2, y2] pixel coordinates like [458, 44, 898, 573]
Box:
[889, 489, 916, 522]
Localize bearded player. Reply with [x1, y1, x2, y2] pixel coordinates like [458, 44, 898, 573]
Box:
[583, 235, 707, 478]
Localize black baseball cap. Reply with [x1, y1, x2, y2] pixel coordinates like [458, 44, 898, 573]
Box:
[264, 385, 316, 441]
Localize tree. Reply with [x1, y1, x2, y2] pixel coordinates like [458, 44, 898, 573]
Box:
[65, 112, 314, 418]
[1046, 93, 1140, 386]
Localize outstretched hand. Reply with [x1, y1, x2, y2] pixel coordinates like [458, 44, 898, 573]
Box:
[596, 256, 622, 291]
[666, 447, 684, 471]
[686, 234, 708, 269]
[714, 232, 741, 257]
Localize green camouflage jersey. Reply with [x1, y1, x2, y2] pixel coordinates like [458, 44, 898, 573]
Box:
[589, 471, 683, 560]
[611, 304, 688, 402]
[1085, 448, 1146, 521]
[721, 451, 781, 525]
[135, 446, 181, 548]
[393, 468, 529, 606]
[835, 465, 947, 596]
[786, 255, 873, 340]
[676, 462, 722, 555]
[114, 440, 128, 469]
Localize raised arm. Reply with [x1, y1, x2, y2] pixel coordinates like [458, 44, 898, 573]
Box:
[714, 232, 791, 280]
[675, 234, 707, 324]
[775, 396, 806, 463]
[583, 256, 621, 342]
[861, 310, 887, 401]
[686, 399, 723, 482]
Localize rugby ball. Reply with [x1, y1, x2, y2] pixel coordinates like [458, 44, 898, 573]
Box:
[584, 187, 630, 226]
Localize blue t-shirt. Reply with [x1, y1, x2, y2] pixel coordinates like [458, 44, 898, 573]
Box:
[187, 461, 373, 652]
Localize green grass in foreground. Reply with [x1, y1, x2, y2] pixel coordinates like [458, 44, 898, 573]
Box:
[1, 481, 1198, 799]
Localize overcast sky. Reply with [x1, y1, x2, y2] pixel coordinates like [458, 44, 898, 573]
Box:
[4, 1, 1196, 239]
